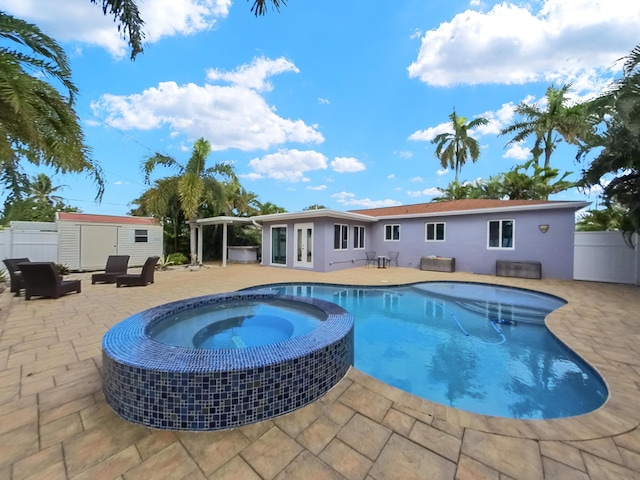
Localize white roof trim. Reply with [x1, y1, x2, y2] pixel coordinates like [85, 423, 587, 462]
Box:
[251, 209, 376, 223]
[194, 216, 254, 226]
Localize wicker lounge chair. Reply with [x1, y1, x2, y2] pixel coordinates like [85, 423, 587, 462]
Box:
[91, 255, 130, 284]
[116, 256, 159, 288]
[3, 257, 30, 296]
[18, 262, 81, 300]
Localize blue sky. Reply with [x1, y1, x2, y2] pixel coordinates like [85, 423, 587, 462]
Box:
[2, 0, 639, 216]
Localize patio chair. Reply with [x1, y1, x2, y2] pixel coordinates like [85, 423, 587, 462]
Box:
[91, 255, 130, 284]
[365, 251, 377, 268]
[387, 251, 399, 268]
[3, 257, 30, 296]
[116, 256, 160, 288]
[18, 262, 81, 300]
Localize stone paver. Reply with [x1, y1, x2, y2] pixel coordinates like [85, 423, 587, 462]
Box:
[0, 264, 639, 479]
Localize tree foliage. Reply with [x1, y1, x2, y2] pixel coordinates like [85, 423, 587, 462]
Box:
[431, 109, 488, 183]
[433, 160, 574, 201]
[500, 84, 594, 168]
[0, 12, 104, 200]
[579, 44, 640, 233]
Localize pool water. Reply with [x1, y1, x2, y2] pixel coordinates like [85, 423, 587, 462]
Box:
[258, 282, 608, 420]
[148, 298, 326, 349]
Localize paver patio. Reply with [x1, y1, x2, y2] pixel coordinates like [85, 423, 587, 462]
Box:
[1, 263, 639, 479]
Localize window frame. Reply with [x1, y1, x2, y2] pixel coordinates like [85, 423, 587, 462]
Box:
[353, 225, 365, 250]
[334, 224, 349, 250]
[384, 224, 401, 242]
[270, 224, 288, 266]
[425, 222, 446, 242]
[487, 219, 515, 250]
[134, 229, 148, 243]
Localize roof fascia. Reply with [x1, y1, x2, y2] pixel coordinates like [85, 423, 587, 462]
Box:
[372, 201, 591, 220]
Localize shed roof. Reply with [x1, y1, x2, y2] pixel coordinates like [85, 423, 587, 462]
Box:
[57, 212, 159, 225]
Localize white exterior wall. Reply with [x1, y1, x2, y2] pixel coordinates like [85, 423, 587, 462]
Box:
[57, 221, 81, 269]
[57, 220, 163, 270]
[115, 225, 163, 267]
[574, 231, 639, 285]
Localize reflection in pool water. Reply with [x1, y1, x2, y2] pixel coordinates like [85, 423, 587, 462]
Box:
[249, 282, 608, 420]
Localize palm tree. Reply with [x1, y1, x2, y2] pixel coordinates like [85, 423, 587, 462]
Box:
[579, 44, 640, 233]
[500, 84, 593, 168]
[130, 176, 186, 254]
[432, 181, 474, 202]
[256, 201, 286, 215]
[28, 173, 67, 205]
[576, 205, 631, 232]
[431, 109, 489, 183]
[142, 138, 236, 265]
[0, 12, 104, 199]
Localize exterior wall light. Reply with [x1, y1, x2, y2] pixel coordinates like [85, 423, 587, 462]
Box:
[538, 224, 550, 233]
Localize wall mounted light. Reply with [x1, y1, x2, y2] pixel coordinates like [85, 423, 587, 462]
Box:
[538, 224, 549, 233]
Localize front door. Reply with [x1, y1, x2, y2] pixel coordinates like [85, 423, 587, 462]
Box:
[294, 223, 313, 268]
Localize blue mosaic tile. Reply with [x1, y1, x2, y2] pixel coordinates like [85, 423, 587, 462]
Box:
[103, 291, 354, 431]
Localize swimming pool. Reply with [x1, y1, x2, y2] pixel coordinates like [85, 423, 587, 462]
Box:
[248, 282, 608, 419]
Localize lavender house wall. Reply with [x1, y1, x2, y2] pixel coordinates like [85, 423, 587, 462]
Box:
[367, 209, 576, 279]
[259, 206, 578, 279]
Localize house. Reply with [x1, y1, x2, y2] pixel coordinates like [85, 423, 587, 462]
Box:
[1, 213, 163, 271]
[246, 199, 589, 280]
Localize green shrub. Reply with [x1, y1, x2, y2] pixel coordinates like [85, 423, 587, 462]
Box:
[55, 263, 70, 276]
[167, 252, 188, 265]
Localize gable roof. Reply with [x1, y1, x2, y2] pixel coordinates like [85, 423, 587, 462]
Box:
[348, 199, 589, 219]
[57, 212, 159, 225]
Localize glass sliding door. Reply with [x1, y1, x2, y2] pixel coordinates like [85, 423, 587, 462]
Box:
[271, 226, 287, 265]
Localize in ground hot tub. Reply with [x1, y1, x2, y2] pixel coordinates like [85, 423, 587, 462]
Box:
[102, 290, 354, 431]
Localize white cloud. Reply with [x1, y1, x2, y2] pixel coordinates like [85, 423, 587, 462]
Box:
[408, 0, 640, 89]
[410, 177, 423, 183]
[318, 98, 331, 105]
[503, 141, 531, 160]
[307, 185, 327, 191]
[406, 187, 441, 197]
[437, 168, 449, 176]
[90, 57, 324, 150]
[330, 157, 366, 173]
[395, 150, 414, 158]
[206, 57, 299, 92]
[331, 192, 402, 208]
[248, 149, 328, 182]
[387, 174, 395, 179]
[0, 0, 231, 59]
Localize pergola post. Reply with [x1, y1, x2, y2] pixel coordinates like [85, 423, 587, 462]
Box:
[222, 222, 228, 267]
[197, 225, 203, 266]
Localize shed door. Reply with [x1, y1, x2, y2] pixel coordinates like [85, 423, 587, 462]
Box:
[80, 225, 118, 270]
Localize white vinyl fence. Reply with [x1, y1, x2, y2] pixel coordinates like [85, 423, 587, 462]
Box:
[573, 231, 639, 285]
[0, 222, 59, 264]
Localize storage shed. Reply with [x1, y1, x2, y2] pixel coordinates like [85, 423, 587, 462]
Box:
[56, 212, 163, 271]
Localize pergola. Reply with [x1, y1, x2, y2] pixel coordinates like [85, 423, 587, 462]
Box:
[189, 216, 256, 267]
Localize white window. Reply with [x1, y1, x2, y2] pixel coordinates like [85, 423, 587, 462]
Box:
[384, 224, 400, 241]
[488, 220, 514, 249]
[353, 226, 365, 249]
[334, 224, 349, 250]
[425, 222, 445, 241]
